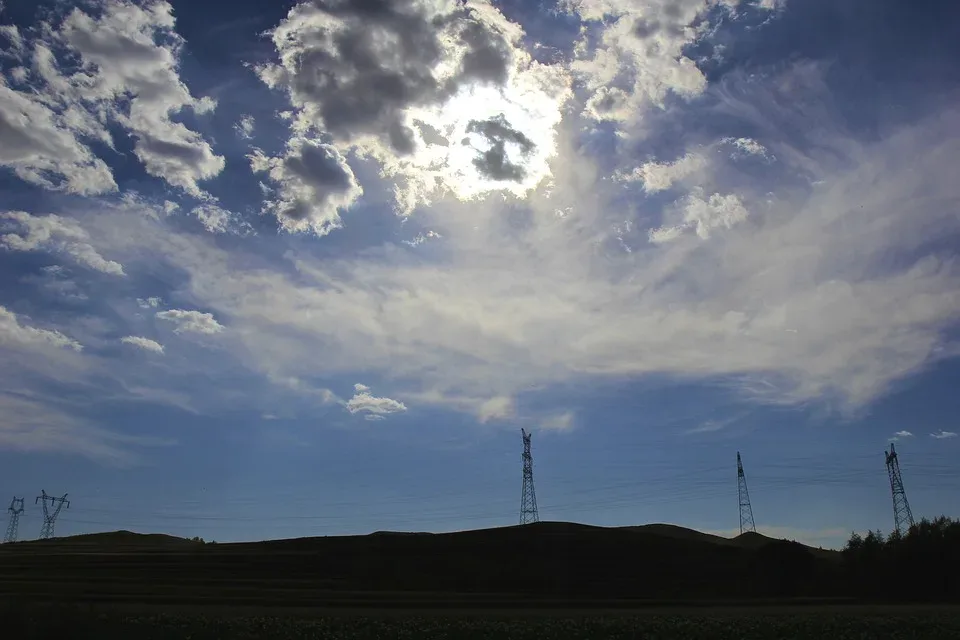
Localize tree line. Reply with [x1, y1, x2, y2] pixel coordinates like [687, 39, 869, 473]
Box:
[842, 516, 960, 600]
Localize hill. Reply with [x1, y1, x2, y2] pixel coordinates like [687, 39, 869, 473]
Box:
[0, 522, 844, 607]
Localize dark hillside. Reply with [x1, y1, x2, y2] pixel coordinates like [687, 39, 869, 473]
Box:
[0, 522, 846, 606]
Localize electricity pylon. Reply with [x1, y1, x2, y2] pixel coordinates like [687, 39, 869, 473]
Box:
[4, 497, 25, 543]
[36, 490, 70, 540]
[519, 428, 540, 525]
[737, 452, 756, 535]
[885, 442, 915, 536]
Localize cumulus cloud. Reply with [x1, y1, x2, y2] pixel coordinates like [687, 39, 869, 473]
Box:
[249, 138, 362, 235]
[137, 296, 162, 309]
[930, 430, 957, 440]
[345, 383, 408, 420]
[257, 0, 570, 219]
[566, 0, 722, 121]
[120, 335, 164, 354]
[156, 309, 224, 334]
[258, 0, 515, 152]
[0, 306, 82, 352]
[621, 152, 707, 192]
[892, 430, 913, 439]
[0, 1, 223, 197]
[1, 211, 125, 275]
[648, 192, 749, 243]
[0, 77, 117, 194]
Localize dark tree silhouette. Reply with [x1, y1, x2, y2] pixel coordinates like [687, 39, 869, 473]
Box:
[842, 516, 960, 601]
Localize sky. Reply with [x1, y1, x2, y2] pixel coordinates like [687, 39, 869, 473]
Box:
[0, 0, 958, 550]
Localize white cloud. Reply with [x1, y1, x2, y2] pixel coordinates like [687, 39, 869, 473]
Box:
[7, 61, 960, 428]
[345, 383, 408, 419]
[0, 77, 117, 194]
[0, 1, 223, 197]
[53, 1, 224, 196]
[565, 0, 725, 122]
[723, 137, 773, 160]
[622, 153, 707, 193]
[121, 335, 164, 354]
[156, 309, 224, 334]
[0, 305, 82, 352]
[137, 296, 163, 309]
[234, 114, 255, 140]
[1, 211, 125, 275]
[113, 98, 960, 417]
[757, 0, 786, 10]
[649, 192, 749, 243]
[682, 192, 750, 239]
[930, 430, 957, 440]
[477, 396, 514, 423]
[191, 203, 233, 234]
[891, 430, 913, 440]
[541, 411, 575, 432]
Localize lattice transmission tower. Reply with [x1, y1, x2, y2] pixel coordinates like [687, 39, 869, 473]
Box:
[519, 428, 540, 525]
[36, 490, 70, 540]
[4, 497, 25, 543]
[885, 442, 915, 536]
[737, 452, 756, 535]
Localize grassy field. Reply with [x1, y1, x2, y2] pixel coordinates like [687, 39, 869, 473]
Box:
[5, 605, 960, 639]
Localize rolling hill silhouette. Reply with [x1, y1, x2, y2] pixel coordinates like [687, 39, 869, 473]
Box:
[0, 522, 844, 607]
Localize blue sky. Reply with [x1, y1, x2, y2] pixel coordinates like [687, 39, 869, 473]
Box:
[1, 0, 958, 549]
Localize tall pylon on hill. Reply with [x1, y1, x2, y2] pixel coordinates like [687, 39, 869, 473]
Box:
[737, 452, 756, 535]
[885, 442, 915, 536]
[36, 490, 70, 540]
[4, 497, 25, 543]
[520, 428, 540, 525]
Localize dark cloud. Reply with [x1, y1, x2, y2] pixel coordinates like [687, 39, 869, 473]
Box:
[457, 17, 513, 85]
[137, 135, 213, 167]
[415, 121, 449, 147]
[466, 114, 535, 182]
[250, 138, 362, 234]
[632, 17, 661, 39]
[283, 140, 356, 199]
[262, 0, 515, 154]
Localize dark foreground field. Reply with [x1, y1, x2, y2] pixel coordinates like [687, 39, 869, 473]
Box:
[3, 522, 959, 638]
[6, 604, 960, 640]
